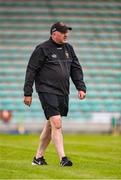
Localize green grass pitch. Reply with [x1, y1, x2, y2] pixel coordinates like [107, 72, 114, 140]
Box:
[0, 133, 121, 179]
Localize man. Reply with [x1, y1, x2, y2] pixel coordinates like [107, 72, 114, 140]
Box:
[23, 22, 86, 166]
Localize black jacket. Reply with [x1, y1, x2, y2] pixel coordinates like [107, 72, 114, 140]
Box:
[24, 38, 86, 96]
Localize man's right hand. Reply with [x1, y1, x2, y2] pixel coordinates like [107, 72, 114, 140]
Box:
[24, 96, 32, 106]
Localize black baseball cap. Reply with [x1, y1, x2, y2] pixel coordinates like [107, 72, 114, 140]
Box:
[50, 22, 72, 34]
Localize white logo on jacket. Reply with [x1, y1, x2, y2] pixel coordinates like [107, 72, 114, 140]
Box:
[51, 54, 57, 58]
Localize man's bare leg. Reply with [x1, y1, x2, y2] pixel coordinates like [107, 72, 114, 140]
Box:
[50, 115, 65, 160]
[36, 120, 51, 158]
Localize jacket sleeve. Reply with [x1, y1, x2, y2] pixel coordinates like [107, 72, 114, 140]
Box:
[23, 46, 45, 96]
[70, 46, 86, 93]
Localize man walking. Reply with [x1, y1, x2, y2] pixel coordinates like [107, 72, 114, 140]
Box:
[23, 22, 86, 166]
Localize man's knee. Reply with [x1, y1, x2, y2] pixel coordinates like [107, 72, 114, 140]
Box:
[50, 115, 62, 129]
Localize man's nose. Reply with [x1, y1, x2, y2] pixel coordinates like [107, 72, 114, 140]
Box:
[64, 33, 68, 37]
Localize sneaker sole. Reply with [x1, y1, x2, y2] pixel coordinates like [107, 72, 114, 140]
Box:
[32, 162, 47, 166]
[32, 162, 38, 166]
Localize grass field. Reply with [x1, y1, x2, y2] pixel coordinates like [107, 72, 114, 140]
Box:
[0, 133, 121, 179]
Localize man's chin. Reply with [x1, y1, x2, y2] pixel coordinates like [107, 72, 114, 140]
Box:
[63, 40, 68, 43]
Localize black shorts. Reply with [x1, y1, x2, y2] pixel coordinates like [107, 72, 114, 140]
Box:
[38, 92, 69, 120]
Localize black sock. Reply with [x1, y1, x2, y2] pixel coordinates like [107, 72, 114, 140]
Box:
[62, 156, 67, 161]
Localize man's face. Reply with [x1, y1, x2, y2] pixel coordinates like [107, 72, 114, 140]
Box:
[52, 31, 69, 44]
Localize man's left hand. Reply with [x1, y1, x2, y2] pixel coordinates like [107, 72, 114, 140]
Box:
[78, 91, 86, 100]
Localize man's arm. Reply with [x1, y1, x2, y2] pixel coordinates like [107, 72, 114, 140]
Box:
[70, 46, 86, 99]
[23, 46, 45, 105]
